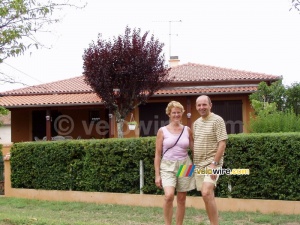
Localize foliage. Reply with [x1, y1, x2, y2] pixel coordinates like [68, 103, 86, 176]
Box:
[0, 106, 9, 126]
[10, 137, 162, 195]
[250, 80, 300, 115]
[0, 0, 85, 62]
[286, 82, 300, 116]
[221, 133, 300, 201]
[0, 106, 8, 115]
[290, 0, 300, 12]
[9, 133, 300, 200]
[248, 109, 300, 133]
[127, 121, 138, 125]
[83, 26, 172, 138]
[0, 0, 85, 84]
[249, 81, 300, 132]
[250, 99, 277, 116]
[249, 80, 286, 112]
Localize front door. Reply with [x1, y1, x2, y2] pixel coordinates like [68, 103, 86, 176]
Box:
[212, 100, 243, 134]
[32, 110, 61, 140]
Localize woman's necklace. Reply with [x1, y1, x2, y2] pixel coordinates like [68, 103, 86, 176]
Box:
[168, 123, 182, 134]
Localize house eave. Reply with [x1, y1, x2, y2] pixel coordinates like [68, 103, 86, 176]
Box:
[153, 91, 256, 97]
[0, 90, 93, 97]
[171, 78, 280, 84]
[3, 102, 104, 109]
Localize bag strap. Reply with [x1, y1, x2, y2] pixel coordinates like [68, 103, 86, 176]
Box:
[162, 126, 185, 157]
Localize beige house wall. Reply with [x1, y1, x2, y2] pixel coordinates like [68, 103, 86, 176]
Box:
[0, 126, 11, 144]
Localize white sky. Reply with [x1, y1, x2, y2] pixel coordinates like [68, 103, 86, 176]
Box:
[1, 0, 300, 92]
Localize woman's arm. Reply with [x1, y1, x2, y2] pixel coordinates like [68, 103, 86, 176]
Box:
[154, 128, 163, 189]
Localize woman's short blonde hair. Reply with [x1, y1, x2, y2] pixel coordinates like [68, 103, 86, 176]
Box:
[165, 101, 185, 116]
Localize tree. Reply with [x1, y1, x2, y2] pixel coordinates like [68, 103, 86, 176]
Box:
[0, 0, 85, 114]
[0, 106, 8, 126]
[0, 0, 85, 63]
[0, 0, 85, 85]
[286, 82, 300, 116]
[248, 80, 300, 133]
[83, 26, 172, 138]
[249, 80, 300, 115]
[290, 0, 300, 12]
[249, 80, 286, 113]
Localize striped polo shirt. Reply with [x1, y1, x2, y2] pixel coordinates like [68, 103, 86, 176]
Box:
[193, 113, 228, 168]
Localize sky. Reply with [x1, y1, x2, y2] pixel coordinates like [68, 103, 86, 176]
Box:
[1, 0, 300, 92]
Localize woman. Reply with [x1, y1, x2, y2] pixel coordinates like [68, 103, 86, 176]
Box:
[154, 101, 195, 225]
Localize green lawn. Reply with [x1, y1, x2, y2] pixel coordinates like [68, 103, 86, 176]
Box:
[0, 197, 299, 225]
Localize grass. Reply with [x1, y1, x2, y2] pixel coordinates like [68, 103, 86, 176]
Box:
[0, 197, 299, 225]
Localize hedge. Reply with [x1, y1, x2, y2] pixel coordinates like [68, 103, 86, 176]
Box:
[10, 133, 300, 200]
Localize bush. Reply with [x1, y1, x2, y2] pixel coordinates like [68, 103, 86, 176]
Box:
[9, 134, 300, 200]
[249, 110, 300, 133]
[219, 133, 300, 200]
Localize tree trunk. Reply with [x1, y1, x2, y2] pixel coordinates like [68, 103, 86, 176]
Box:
[117, 119, 124, 138]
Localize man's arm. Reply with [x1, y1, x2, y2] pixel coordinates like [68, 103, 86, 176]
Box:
[209, 140, 226, 180]
[211, 117, 227, 166]
[212, 140, 226, 165]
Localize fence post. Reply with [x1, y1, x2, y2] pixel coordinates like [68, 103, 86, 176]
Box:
[139, 160, 144, 194]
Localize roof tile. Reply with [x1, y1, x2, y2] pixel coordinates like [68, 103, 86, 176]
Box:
[0, 85, 257, 107]
[0, 93, 101, 107]
[171, 63, 280, 82]
[1, 76, 92, 95]
[0, 62, 280, 107]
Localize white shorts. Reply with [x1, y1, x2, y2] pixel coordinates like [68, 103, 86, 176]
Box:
[160, 156, 196, 192]
[195, 166, 220, 191]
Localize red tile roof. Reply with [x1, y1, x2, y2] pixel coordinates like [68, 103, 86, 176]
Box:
[0, 63, 281, 108]
[0, 93, 102, 108]
[2, 76, 92, 95]
[171, 63, 280, 82]
[0, 85, 258, 107]
[155, 85, 258, 96]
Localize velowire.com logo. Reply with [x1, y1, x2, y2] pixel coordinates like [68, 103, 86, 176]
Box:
[176, 165, 250, 177]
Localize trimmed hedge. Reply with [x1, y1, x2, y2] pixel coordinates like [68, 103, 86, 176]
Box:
[10, 133, 300, 200]
[217, 133, 300, 200]
[10, 137, 161, 195]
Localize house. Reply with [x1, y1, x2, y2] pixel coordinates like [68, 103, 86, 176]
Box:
[0, 59, 281, 143]
[0, 111, 11, 144]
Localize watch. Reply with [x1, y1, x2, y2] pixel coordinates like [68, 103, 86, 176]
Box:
[211, 161, 218, 166]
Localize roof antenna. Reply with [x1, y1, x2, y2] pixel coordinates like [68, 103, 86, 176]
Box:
[152, 20, 182, 59]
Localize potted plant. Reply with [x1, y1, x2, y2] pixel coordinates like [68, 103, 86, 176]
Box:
[127, 121, 138, 130]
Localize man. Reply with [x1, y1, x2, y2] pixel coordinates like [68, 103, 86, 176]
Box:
[193, 95, 228, 225]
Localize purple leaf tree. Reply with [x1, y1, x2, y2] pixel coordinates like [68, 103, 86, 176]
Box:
[83, 26, 172, 138]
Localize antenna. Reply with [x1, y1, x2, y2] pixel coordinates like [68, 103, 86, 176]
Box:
[152, 20, 182, 58]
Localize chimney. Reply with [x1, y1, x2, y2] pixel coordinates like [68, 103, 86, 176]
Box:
[169, 56, 180, 68]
